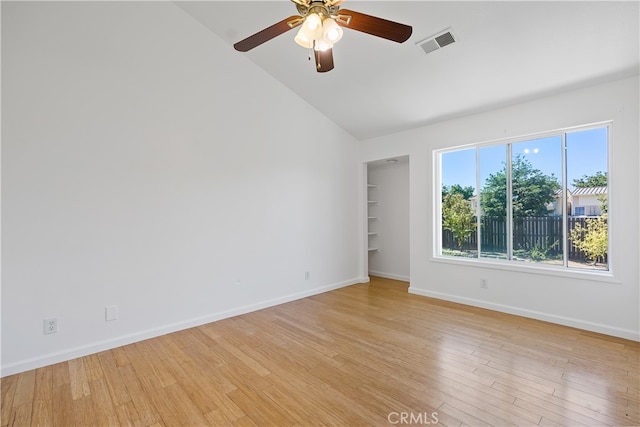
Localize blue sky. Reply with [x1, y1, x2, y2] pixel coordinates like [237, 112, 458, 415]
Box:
[442, 127, 608, 193]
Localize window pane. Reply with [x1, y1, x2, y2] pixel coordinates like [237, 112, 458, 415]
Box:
[511, 136, 563, 265]
[436, 123, 610, 275]
[479, 145, 507, 260]
[566, 127, 608, 271]
[441, 149, 477, 258]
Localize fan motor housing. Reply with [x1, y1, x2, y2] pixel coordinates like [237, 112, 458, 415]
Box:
[296, 1, 339, 18]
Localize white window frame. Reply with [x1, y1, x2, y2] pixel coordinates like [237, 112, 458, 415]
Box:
[433, 121, 614, 281]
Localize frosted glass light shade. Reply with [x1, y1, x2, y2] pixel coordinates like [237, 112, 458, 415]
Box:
[322, 18, 343, 43]
[314, 39, 333, 52]
[294, 27, 313, 48]
[294, 13, 342, 50]
[303, 13, 323, 40]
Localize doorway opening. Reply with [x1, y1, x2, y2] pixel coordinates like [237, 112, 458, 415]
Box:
[364, 156, 410, 283]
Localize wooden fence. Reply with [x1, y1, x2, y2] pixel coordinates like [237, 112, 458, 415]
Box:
[442, 216, 607, 263]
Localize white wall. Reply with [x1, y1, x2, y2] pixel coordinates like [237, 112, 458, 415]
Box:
[367, 160, 410, 281]
[361, 76, 640, 340]
[1, 2, 362, 376]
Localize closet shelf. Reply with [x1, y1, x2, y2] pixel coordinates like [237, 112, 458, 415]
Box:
[367, 182, 378, 253]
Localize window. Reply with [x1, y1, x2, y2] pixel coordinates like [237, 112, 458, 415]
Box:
[438, 124, 609, 271]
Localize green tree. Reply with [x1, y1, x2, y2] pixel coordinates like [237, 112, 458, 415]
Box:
[597, 194, 608, 214]
[442, 184, 475, 201]
[480, 155, 560, 218]
[442, 193, 477, 249]
[569, 213, 608, 265]
[572, 171, 607, 188]
[570, 187, 608, 265]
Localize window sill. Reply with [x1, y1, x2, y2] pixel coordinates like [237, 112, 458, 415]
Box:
[430, 255, 620, 284]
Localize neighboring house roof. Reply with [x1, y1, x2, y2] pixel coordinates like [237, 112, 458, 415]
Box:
[571, 186, 607, 196]
[554, 189, 572, 196]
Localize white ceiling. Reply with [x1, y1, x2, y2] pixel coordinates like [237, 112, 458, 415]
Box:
[175, 1, 639, 140]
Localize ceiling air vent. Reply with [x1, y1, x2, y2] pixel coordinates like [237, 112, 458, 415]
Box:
[417, 28, 456, 55]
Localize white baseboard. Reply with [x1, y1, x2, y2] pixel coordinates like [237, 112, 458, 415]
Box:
[408, 287, 640, 342]
[1, 278, 360, 377]
[368, 270, 410, 282]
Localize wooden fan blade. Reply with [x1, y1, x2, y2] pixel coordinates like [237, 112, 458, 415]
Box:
[314, 48, 334, 73]
[234, 15, 303, 52]
[336, 9, 412, 43]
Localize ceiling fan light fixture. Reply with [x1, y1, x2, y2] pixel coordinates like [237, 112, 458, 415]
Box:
[295, 12, 340, 50]
[294, 27, 314, 48]
[322, 17, 343, 43]
[303, 13, 323, 39]
[314, 39, 333, 52]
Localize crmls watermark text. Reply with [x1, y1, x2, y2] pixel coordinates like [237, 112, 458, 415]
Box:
[387, 412, 439, 425]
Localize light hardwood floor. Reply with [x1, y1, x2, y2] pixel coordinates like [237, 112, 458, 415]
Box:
[2, 277, 639, 426]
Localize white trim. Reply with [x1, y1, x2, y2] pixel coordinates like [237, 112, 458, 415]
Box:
[0, 278, 361, 377]
[561, 131, 568, 267]
[408, 287, 639, 342]
[368, 270, 410, 282]
[506, 143, 513, 260]
[604, 123, 614, 275]
[360, 163, 369, 283]
[430, 255, 619, 283]
[432, 120, 613, 154]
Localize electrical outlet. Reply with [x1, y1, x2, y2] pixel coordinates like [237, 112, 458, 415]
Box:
[305, 271, 311, 280]
[105, 305, 118, 322]
[480, 279, 488, 289]
[43, 318, 57, 334]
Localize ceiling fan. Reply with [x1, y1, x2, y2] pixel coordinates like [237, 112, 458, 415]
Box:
[233, 0, 412, 73]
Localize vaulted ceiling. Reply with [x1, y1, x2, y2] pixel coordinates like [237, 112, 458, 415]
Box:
[175, 1, 639, 140]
